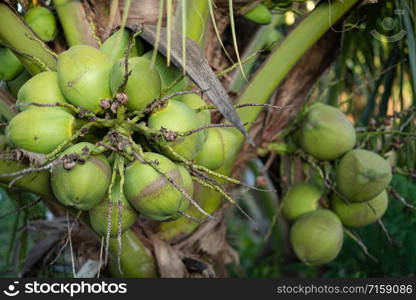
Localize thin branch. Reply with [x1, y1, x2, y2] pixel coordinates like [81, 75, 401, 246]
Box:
[0, 198, 41, 220]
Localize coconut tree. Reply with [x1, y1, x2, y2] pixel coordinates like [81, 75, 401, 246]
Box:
[0, 0, 415, 278]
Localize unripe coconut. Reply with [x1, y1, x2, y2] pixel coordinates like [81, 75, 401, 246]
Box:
[57, 45, 113, 113]
[290, 209, 344, 266]
[110, 57, 161, 112]
[0, 47, 24, 81]
[194, 128, 237, 170]
[89, 177, 138, 237]
[6, 107, 75, 154]
[142, 51, 187, 93]
[336, 149, 392, 202]
[100, 29, 142, 60]
[177, 94, 211, 127]
[282, 183, 324, 222]
[24, 7, 57, 42]
[51, 143, 111, 210]
[17, 71, 69, 111]
[332, 190, 388, 228]
[243, 4, 272, 25]
[148, 100, 205, 160]
[299, 104, 356, 160]
[124, 152, 189, 221]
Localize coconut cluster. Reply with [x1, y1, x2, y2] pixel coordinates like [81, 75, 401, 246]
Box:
[282, 103, 392, 266]
[3, 28, 238, 239]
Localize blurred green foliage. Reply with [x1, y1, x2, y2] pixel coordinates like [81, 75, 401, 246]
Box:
[0, 187, 47, 277]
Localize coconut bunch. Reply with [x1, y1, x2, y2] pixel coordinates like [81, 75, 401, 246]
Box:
[280, 103, 392, 266]
[2, 27, 249, 244]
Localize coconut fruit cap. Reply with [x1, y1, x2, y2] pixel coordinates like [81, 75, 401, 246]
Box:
[110, 57, 161, 112]
[332, 190, 388, 228]
[24, 7, 57, 42]
[100, 29, 141, 60]
[0, 47, 24, 81]
[89, 177, 138, 237]
[282, 183, 324, 222]
[148, 100, 205, 160]
[51, 142, 112, 210]
[124, 152, 187, 221]
[142, 51, 188, 93]
[195, 127, 237, 170]
[17, 71, 69, 111]
[6, 107, 75, 154]
[57, 45, 113, 113]
[290, 209, 344, 266]
[336, 149, 392, 202]
[299, 104, 356, 160]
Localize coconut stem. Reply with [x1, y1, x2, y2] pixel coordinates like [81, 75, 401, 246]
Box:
[0, 2, 57, 74]
[182, 0, 210, 47]
[52, 0, 100, 47]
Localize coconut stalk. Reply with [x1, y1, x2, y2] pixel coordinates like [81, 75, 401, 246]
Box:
[52, 0, 100, 47]
[0, 1, 57, 74]
[183, 0, 210, 46]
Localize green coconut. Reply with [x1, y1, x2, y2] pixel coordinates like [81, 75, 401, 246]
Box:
[336, 149, 392, 202]
[0, 47, 24, 81]
[89, 177, 138, 237]
[243, 4, 272, 25]
[176, 93, 211, 127]
[194, 127, 237, 170]
[290, 209, 344, 266]
[148, 100, 205, 160]
[124, 152, 189, 221]
[6, 107, 75, 154]
[24, 7, 57, 42]
[332, 190, 388, 228]
[107, 230, 157, 278]
[282, 183, 324, 222]
[110, 57, 162, 112]
[17, 71, 69, 111]
[142, 51, 188, 93]
[57, 45, 113, 113]
[100, 29, 143, 60]
[299, 104, 356, 160]
[51, 142, 111, 210]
